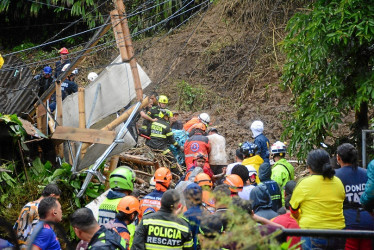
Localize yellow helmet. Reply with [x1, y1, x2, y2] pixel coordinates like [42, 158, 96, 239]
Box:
[159, 109, 173, 119]
[158, 95, 169, 104]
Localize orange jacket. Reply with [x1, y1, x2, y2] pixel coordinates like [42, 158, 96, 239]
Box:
[184, 134, 211, 166]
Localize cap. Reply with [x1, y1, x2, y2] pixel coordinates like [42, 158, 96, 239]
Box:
[161, 189, 180, 210]
[207, 127, 218, 134]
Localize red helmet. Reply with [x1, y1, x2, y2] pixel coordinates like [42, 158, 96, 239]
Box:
[223, 174, 243, 193]
[59, 47, 69, 55]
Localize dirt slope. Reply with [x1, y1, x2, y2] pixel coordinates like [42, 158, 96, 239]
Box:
[134, 0, 308, 159]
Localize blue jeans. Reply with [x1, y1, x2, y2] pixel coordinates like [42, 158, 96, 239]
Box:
[301, 237, 345, 250]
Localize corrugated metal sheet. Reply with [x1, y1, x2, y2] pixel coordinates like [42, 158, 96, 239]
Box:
[0, 55, 36, 115]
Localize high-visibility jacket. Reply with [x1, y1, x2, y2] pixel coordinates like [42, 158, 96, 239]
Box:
[0, 54, 4, 69]
[88, 225, 127, 250]
[105, 219, 131, 250]
[242, 155, 264, 184]
[271, 158, 295, 205]
[141, 106, 160, 130]
[139, 189, 164, 221]
[146, 119, 177, 151]
[98, 190, 136, 247]
[184, 134, 210, 167]
[183, 117, 200, 132]
[131, 208, 194, 250]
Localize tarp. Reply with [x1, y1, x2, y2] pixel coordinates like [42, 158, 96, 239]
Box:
[62, 57, 151, 128]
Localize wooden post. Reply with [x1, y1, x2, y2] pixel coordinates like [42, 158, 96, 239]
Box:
[116, 0, 143, 102]
[105, 156, 119, 190]
[78, 88, 86, 129]
[35, 105, 42, 131]
[78, 87, 87, 157]
[110, 9, 129, 61]
[55, 81, 64, 157]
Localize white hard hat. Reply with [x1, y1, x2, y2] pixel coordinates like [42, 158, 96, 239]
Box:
[87, 72, 98, 82]
[198, 113, 210, 125]
[271, 141, 287, 155]
[61, 63, 70, 72]
[250, 120, 264, 137]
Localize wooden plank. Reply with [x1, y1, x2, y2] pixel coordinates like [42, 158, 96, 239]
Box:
[52, 126, 116, 145]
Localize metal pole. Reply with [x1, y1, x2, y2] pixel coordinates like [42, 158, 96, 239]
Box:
[282, 229, 374, 238]
[76, 101, 141, 197]
[362, 130, 366, 169]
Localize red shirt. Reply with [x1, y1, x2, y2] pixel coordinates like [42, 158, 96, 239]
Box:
[272, 213, 301, 249]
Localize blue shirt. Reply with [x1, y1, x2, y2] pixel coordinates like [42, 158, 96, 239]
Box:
[32, 222, 61, 250]
[184, 205, 204, 250]
[335, 166, 374, 230]
[254, 134, 270, 163]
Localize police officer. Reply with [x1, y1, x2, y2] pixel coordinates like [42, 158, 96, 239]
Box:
[132, 190, 194, 250]
[146, 109, 178, 154]
[70, 208, 127, 250]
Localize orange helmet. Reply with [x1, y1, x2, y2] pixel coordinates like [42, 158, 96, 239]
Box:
[154, 167, 172, 187]
[117, 196, 140, 214]
[59, 47, 69, 54]
[192, 122, 206, 132]
[194, 173, 213, 188]
[202, 190, 215, 213]
[223, 174, 244, 193]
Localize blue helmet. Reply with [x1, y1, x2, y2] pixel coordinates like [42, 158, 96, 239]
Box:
[240, 141, 258, 158]
[43, 66, 52, 74]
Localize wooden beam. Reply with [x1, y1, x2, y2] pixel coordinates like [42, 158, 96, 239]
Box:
[119, 154, 155, 166]
[52, 126, 116, 145]
[78, 87, 86, 129]
[116, 0, 143, 102]
[105, 156, 119, 190]
[110, 9, 129, 61]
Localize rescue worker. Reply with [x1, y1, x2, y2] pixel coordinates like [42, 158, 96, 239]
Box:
[36, 66, 54, 96]
[55, 47, 71, 78]
[223, 174, 244, 197]
[0, 53, 4, 69]
[131, 189, 194, 250]
[250, 184, 278, 220]
[250, 120, 270, 164]
[207, 128, 227, 177]
[240, 141, 264, 184]
[184, 123, 211, 168]
[231, 164, 255, 200]
[105, 196, 140, 250]
[184, 153, 213, 181]
[49, 66, 78, 112]
[270, 141, 294, 205]
[87, 72, 98, 82]
[146, 109, 179, 155]
[194, 173, 213, 190]
[139, 92, 159, 135]
[139, 167, 172, 221]
[258, 162, 282, 212]
[98, 166, 136, 240]
[70, 208, 127, 250]
[183, 183, 205, 250]
[183, 113, 210, 133]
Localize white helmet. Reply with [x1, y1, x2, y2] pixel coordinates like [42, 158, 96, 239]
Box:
[198, 113, 210, 125]
[88, 72, 98, 82]
[250, 120, 264, 138]
[61, 63, 71, 72]
[271, 141, 287, 155]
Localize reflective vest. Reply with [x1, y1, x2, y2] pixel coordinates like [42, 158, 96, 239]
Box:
[184, 134, 210, 166]
[88, 226, 127, 250]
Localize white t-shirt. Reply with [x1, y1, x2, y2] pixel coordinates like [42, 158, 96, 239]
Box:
[207, 133, 228, 165]
[239, 185, 256, 200]
[226, 162, 242, 175]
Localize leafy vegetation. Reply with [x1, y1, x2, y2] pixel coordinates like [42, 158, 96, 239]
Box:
[177, 80, 208, 111]
[281, 0, 374, 160]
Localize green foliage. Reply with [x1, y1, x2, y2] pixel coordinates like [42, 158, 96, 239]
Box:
[177, 80, 207, 111]
[281, 0, 374, 160]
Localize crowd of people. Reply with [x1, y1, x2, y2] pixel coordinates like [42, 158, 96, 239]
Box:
[6, 94, 374, 250]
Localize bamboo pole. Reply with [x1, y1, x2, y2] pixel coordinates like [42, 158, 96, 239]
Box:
[105, 156, 119, 190]
[80, 97, 149, 152]
[35, 105, 42, 131]
[78, 88, 86, 129]
[78, 87, 87, 156]
[110, 9, 129, 60]
[116, 0, 143, 102]
[55, 81, 64, 157]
